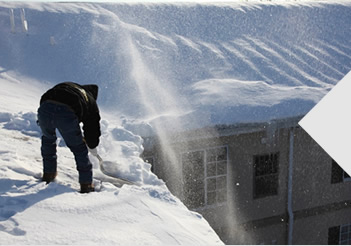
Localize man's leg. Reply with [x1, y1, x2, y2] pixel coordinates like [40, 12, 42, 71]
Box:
[57, 110, 93, 185]
[37, 105, 58, 182]
[41, 134, 58, 173]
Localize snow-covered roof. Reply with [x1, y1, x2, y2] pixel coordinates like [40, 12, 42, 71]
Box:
[143, 114, 304, 147]
[0, 1, 350, 130]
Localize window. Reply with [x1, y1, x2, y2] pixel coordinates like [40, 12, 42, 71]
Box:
[331, 160, 351, 184]
[182, 146, 228, 209]
[205, 147, 228, 206]
[340, 224, 351, 245]
[328, 223, 351, 245]
[253, 153, 279, 199]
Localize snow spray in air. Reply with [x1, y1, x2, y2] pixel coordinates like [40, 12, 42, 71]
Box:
[119, 32, 190, 197]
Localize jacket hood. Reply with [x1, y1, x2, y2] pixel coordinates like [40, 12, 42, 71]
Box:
[82, 84, 99, 100]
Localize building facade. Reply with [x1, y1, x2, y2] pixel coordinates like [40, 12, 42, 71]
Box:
[142, 116, 351, 244]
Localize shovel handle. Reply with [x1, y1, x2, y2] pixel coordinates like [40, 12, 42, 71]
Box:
[96, 154, 103, 164]
[95, 154, 107, 173]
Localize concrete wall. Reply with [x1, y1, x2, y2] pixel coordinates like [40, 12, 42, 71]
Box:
[142, 123, 351, 244]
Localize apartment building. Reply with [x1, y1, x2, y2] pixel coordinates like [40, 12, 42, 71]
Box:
[142, 116, 351, 244]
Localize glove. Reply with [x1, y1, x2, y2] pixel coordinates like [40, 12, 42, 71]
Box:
[88, 147, 98, 157]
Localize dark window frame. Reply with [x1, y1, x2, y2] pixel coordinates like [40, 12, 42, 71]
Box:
[253, 152, 279, 199]
[340, 223, 351, 245]
[328, 226, 340, 245]
[328, 223, 351, 245]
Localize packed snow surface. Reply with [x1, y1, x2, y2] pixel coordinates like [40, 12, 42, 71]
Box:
[0, 75, 222, 244]
[0, 1, 351, 244]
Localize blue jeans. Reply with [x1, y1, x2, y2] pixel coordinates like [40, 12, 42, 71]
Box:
[37, 102, 92, 184]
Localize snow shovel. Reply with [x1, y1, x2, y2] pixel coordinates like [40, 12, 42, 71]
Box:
[92, 152, 135, 186]
[95, 154, 112, 176]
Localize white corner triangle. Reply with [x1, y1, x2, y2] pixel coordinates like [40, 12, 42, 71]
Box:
[299, 70, 351, 177]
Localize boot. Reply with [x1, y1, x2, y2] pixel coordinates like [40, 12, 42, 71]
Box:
[42, 172, 57, 184]
[80, 183, 95, 193]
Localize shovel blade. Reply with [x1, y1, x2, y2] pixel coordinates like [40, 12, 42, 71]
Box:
[99, 162, 135, 186]
[94, 154, 136, 185]
[99, 161, 120, 177]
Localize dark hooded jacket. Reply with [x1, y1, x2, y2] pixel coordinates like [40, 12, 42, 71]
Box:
[40, 82, 101, 149]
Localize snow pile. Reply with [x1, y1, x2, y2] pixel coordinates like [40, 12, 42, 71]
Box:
[0, 74, 222, 244]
